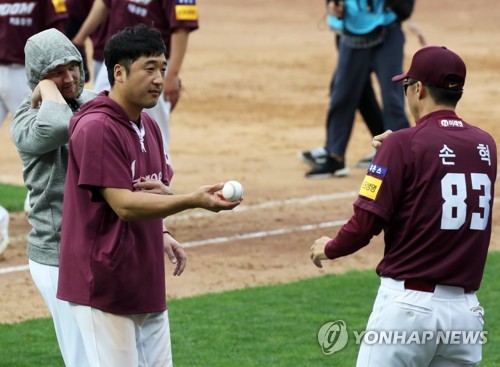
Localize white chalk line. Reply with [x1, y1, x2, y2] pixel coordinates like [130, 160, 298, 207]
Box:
[0, 219, 348, 275]
[168, 191, 358, 221]
[183, 219, 348, 248]
[0, 264, 29, 275]
[3, 192, 500, 275]
[0, 192, 357, 276]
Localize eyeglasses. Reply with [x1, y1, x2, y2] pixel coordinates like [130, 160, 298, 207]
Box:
[403, 79, 418, 96]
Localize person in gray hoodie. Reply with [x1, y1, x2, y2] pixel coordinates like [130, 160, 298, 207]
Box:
[10, 28, 95, 367]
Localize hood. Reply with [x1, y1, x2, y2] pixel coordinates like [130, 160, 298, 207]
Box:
[24, 28, 85, 97]
[70, 92, 135, 134]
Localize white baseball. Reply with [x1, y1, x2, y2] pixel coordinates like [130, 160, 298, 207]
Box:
[222, 181, 244, 202]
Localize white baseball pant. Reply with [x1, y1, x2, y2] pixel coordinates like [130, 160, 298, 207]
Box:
[0, 64, 31, 126]
[0, 205, 8, 256]
[28, 259, 90, 367]
[70, 304, 173, 367]
[356, 277, 484, 367]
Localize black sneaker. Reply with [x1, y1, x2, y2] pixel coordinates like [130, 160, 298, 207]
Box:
[305, 156, 350, 179]
[355, 151, 376, 168]
[297, 147, 327, 166]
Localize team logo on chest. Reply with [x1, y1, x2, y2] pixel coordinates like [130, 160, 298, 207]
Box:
[131, 160, 163, 186]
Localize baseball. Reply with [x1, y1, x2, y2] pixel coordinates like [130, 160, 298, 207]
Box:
[222, 181, 244, 202]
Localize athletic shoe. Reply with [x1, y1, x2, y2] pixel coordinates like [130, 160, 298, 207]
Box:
[305, 156, 350, 179]
[355, 150, 376, 168]
[0, 205, 9, 257]
[298, 146, 327, 166]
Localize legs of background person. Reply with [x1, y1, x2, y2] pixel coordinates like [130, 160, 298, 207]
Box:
[331, 66, 384, 138]
[373, 23, 409, 132]
[0, 205, 9, 257]
[355, 75, 385, 167]
[144, 97, 172, 158]
[71, 304, 173, 367]
[356, 278, 483, 367]
[358, 77, 384, 137]
[28, 260, 90, 367]
[0, 64, 31, 127]
[325, 43, 372, 159]
[306, 43, 372, 178]
[92, 61, 110, 93]
[93, 60, 104, 87]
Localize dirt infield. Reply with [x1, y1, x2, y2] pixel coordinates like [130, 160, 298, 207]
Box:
[1, 0, 499, 323]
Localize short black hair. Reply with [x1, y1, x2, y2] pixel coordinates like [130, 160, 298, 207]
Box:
[425, 75, 463, 107]
[104, 24, 166, 87]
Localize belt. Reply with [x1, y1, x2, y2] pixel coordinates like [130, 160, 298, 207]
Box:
[404, 279, 474, 294]
[404, 280, 436, 293]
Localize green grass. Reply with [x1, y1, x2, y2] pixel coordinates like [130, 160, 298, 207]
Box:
[1, 252, 499, 366]
[0, 183, 27, 212]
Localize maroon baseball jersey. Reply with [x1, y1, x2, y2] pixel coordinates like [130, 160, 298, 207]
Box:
[0, 0, 67, 64]
[352, 110, 496, 291]
[102, 0, 199, 59]
[65, 0, 92, 17]
[65, 0, 108, 61]
[57, 92, 174, 314]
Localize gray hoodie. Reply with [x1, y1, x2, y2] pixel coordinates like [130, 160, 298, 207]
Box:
[10, 29, 97, 266]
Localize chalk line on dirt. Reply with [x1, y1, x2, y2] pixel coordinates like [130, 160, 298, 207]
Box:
[2, 192, 500, 275]
[0, 192, 357, 275]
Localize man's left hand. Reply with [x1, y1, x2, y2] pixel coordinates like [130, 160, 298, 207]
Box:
[310, 236, 331, 268]
[163, 232, 187, 276]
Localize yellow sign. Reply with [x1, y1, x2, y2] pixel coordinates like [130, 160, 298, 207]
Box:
[52, 0, 67, 13]
[359, 175, 382, 200]
[176, 5, 198, 21]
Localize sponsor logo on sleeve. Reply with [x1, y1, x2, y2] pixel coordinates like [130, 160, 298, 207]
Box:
[51, 0, 67, 13]
[176, 0, 198, 20]
[438, 119, 464, 128]
[359, 175, 382, 200]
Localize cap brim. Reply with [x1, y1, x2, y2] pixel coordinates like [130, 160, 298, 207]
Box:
[391, 73, 408, 82]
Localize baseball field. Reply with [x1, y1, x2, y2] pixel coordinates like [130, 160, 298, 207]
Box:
[1, 0, 499, 365]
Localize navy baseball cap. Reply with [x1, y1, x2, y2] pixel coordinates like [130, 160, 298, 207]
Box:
[392, 46, 466, 90]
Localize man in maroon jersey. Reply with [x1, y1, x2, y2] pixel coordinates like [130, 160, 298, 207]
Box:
[71, 0, 199, 153]
[310, 46, 496, 366]
[57, 25, 240, 366]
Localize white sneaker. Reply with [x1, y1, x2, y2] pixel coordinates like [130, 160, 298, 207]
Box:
[297, 146, 328, 166]
[0, 205, 9, 257]
[24, 192, 31, 213]
[355, 150, 376, 168]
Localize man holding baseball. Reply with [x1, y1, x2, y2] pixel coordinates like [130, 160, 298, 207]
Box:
[57, 24, 240, 366]
[310, 46, 496, 366]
